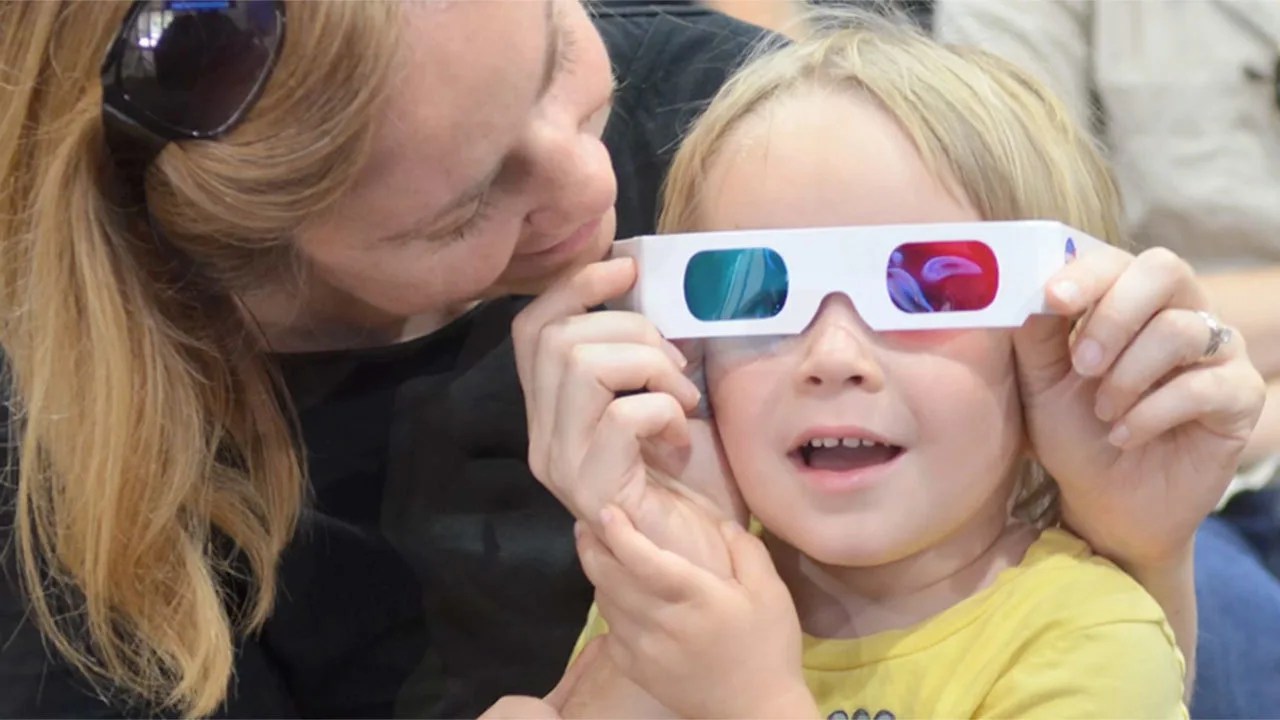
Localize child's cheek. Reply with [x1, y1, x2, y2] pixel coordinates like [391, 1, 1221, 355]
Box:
[877, 328, 971, 348]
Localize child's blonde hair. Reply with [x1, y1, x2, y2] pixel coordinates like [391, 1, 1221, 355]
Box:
[659, 10, 1128, 525]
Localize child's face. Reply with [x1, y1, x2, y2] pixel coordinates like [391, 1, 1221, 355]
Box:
[700, 88, 1025, 569]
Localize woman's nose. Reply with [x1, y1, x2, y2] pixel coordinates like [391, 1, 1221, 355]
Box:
[522, 120, 616, 238]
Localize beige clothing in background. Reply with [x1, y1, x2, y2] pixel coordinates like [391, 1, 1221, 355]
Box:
[935, 0, 1280, 273]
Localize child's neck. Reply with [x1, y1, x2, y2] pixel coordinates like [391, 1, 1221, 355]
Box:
[768, 505, 1038, 640]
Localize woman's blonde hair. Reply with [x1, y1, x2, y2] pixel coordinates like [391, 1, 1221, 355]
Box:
[659, 10, 1128, 524]
[0, 2, 399, 714]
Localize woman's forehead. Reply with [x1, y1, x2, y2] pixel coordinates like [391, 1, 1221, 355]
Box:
[355, 1, 553, 215]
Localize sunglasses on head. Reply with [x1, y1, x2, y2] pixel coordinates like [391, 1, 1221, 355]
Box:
[608, 220, 1103, 339]
[100, 0, 286, 209]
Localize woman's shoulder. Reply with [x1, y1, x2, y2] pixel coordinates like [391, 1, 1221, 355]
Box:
[593, 2, 771, 85]
[594, 3, 773, 131]
[593, 5, 774, 240]
[593, 2, 762, 71]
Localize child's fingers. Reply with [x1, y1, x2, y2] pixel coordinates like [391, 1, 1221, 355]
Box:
[594, 594, 647, 648]
[719, 521, 785, 597]
[575, 522, 646, 602]
[1093, 309, 1244, 423]
[598, 505, 716, 601]
[575, 518, 693, 614]
[1109, 359, 1265, 449]
[1065, 248, 1207, 378]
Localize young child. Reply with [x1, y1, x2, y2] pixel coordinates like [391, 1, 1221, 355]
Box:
[514, 13, 1266, 720]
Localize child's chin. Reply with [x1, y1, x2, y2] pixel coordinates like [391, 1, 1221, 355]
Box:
[792, 525, 919, 569]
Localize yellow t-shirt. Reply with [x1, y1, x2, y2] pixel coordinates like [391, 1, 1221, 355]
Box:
[573, 528, 1187, 719]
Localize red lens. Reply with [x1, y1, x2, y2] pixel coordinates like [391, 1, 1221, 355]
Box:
[886, 240, 999, 313]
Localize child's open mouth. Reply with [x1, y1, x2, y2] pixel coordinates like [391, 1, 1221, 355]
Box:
[793, 437, 904, 472]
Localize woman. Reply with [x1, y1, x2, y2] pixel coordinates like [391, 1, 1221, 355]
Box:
[0, 2, 761, 716]
[0, 1, 1266, 717]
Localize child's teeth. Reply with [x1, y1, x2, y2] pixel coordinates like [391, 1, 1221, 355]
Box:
[807, 437, 888, 449]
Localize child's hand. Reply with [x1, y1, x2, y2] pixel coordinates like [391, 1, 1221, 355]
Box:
[577, 507, 818, 720]
[513, 258, 744, 577]
[1014, 245, 1267, 568]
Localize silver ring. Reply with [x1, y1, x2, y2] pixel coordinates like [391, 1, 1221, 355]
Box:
[1197, 311, 1233, 360]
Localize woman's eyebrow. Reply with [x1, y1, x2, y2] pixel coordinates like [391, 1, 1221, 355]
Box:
[536, 0, 560, 102]
[374, 1, 557, 246]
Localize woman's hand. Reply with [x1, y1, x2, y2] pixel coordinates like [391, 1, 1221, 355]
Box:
[513, 258, 744, 576]
[1014, 245, 1267, 568]
[577, 507, 817, 720]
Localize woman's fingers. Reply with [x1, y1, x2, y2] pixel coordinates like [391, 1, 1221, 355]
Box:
[1041, 241, 1132, 316]
[1112, 358, 1265, 449]
[515, 261, 650, 474]
[555, 342, 700, 435]
[511, 263, 692, 508]
[1050, 247, 1207, 378]
[566, 393, 692, 518]
[535, 312, 687, 453]
[1094, 309, 1244, 423]
[1016, 244, 1134, 395]
[547, 340, 700, 504]
[719, 520, 782, 596]
[513, 257, 638, 393]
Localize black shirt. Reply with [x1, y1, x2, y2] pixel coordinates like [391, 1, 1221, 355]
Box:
[0, 8, 764, 718]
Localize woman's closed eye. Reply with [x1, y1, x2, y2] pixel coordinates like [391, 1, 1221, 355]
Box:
[432, 190, 498, 245]
[426, 4, 587, 248]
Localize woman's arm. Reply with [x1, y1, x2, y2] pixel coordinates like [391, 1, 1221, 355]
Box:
[1203, 269, 1280, 465]
[1203, 268, 1280, 380]
[1238, 383, 1280, 467]
[1120, 545, 1198, 699]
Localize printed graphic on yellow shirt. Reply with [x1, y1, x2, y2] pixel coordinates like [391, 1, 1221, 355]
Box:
[828, 709, 894, 720]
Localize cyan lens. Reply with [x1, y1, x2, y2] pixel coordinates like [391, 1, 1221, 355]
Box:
[683, 248, 789, 321]
[886, 241, 999, 313]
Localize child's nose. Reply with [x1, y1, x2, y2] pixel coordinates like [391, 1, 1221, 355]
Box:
[795, 294, 885, 392]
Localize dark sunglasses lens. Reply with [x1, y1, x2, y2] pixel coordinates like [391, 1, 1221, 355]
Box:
[117, 1, 282, 134]
[886, 240, 1000, 314]
[683, 247, 789, 322]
